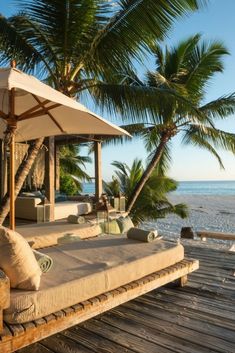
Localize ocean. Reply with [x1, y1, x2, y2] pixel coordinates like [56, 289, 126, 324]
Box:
[82, 182, 96, 195]
[82, 180, 235, 244]
[83, 180, 235, 196]
[174, 180, 235, 196]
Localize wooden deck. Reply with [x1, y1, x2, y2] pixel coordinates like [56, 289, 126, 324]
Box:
[18, 244, 235, 353]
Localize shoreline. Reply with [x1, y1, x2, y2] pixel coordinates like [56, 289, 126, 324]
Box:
[143, 194, 235, 246]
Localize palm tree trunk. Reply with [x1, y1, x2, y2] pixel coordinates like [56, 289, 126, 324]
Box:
[0, 137, 44, 225]
[127, 134, 170, 214]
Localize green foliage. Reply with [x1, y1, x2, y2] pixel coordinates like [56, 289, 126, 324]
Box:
[60, 173, 79, 196]
[103, 178, 120, 198]
[107, 35, 235, 166]
[104, 159, 188, 225]
[59, 144, 91, 194]
[0, 0, 206, 114]
[121, 35, 235, 212]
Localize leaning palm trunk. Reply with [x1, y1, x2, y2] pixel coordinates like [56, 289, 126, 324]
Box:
[0, 137, 44, 225]
[127, 134, 170, 213]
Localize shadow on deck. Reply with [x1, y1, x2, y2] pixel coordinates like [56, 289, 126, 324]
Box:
[18, 244, 235, 353]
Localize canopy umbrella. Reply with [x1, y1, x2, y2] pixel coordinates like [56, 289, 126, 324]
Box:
[0, 65, 130, 230]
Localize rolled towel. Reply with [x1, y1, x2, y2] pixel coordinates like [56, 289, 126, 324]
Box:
[127, 228, 158, 242]
[67, 215, 85, 224]
[58, 234, 82, 244]
[33, 250, 53, 273]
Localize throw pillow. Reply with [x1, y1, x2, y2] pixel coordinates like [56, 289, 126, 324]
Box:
[0, 227, 42, 290]
[117, 216, 134, 234]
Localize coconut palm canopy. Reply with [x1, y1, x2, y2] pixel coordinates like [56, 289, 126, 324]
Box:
[0, 0, 208, 227]
[114, 35, 235, 212]
[0, 0, 206, 115]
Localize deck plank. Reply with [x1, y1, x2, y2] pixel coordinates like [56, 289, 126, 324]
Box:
[18, 245, 235, 353]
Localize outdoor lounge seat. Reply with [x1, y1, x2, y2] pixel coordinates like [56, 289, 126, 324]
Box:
[4, 235, 184, 324]
[16, 221, 102, 249]
[15, 197, 93, 221]
[0, 235, 199, 353]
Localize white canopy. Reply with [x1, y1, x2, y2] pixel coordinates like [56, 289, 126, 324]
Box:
[0, 68, 129, 142]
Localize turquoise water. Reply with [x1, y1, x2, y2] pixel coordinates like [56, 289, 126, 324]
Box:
[174, 180, 235, 196]
[83, 180, 235, 196]
[82, 182, 95, 195]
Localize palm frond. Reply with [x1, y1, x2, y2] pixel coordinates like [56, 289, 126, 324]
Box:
[76, 0, 207, 79]
[0, 14, 41, 70]
[200, 93, 235, 119]
[154, 34, 201, 83]
[184, 40, 229, 99]
[59, 144, 91, 182]
[90, 81, 202, 125]
[108, 158, 188, 224]
[182, 128, 224, 168]
[182, 124, 235, 168]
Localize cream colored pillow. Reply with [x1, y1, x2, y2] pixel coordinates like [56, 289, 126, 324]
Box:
[0, 227, 42, 290]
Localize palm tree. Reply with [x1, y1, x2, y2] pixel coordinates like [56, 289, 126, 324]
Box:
[104, 159, 188, 225]
[0, 0, 205, 97]
[0, 1, 206, 222]
[116, 35, 235, 213]
[59, 144, 91, 195]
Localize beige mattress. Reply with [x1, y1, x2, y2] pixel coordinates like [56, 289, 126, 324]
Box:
[4, 236, 184, 324]
[17, 221, 102, 249]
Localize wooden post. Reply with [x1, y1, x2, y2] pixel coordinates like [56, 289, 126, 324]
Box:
[94, 141, 102, 201]
[45, 137, 55, 221]
[178, 275, 188, 287]
[0, 140, 7, 202]
[55, 144, 60, 191]
[8, 88, 16, 230]
[9, 131, 15, 230]
[0, 140, 3, 202]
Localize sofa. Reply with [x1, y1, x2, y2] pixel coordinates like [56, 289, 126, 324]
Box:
[15, 197, 93, 221]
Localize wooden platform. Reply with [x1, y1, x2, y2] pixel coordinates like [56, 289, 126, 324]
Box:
[0, 258, 197, 353]
[17, 244, 235, 353]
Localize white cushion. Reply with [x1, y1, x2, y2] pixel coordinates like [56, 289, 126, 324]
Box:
[0, 227, 42, 290]
[77, 202, 92, 215]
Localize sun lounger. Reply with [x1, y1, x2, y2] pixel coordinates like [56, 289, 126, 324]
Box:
[0, 235, 198, 352]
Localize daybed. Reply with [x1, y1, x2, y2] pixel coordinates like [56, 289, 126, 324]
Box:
[0, 234, 199, 353]
[16, 221, 102, 249]
[15, 197, 92, 221]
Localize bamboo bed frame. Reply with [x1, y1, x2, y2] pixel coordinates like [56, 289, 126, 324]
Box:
[0, 258, 198, 353]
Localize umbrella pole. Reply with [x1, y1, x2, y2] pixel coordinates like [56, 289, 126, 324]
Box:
[8, 87, 16, 230]
[9, 131, 15, 230]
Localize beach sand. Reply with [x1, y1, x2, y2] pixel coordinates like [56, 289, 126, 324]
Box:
[143, 194, 235, 246]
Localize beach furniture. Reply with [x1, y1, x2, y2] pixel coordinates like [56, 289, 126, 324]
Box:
[16, 221, 102, 249]
[197, 231, 235, 241]
[0, 228, 199, 353]
[15, 197, 93, 222]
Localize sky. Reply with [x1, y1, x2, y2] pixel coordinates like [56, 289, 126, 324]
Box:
[1, 1, 235, 182]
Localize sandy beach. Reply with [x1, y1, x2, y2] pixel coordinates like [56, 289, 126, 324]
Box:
[143, 194, 235, 246]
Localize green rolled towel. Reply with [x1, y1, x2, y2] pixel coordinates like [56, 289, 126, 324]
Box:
[58, 234, 82, 244]
[127, 228, 158, 242]
[33, 250, 53, 273]
[67, 215, 85, 224]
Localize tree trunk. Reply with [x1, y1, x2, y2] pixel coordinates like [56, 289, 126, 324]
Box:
[0, 137, 44, 225]
[127, 134, 170, 214]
